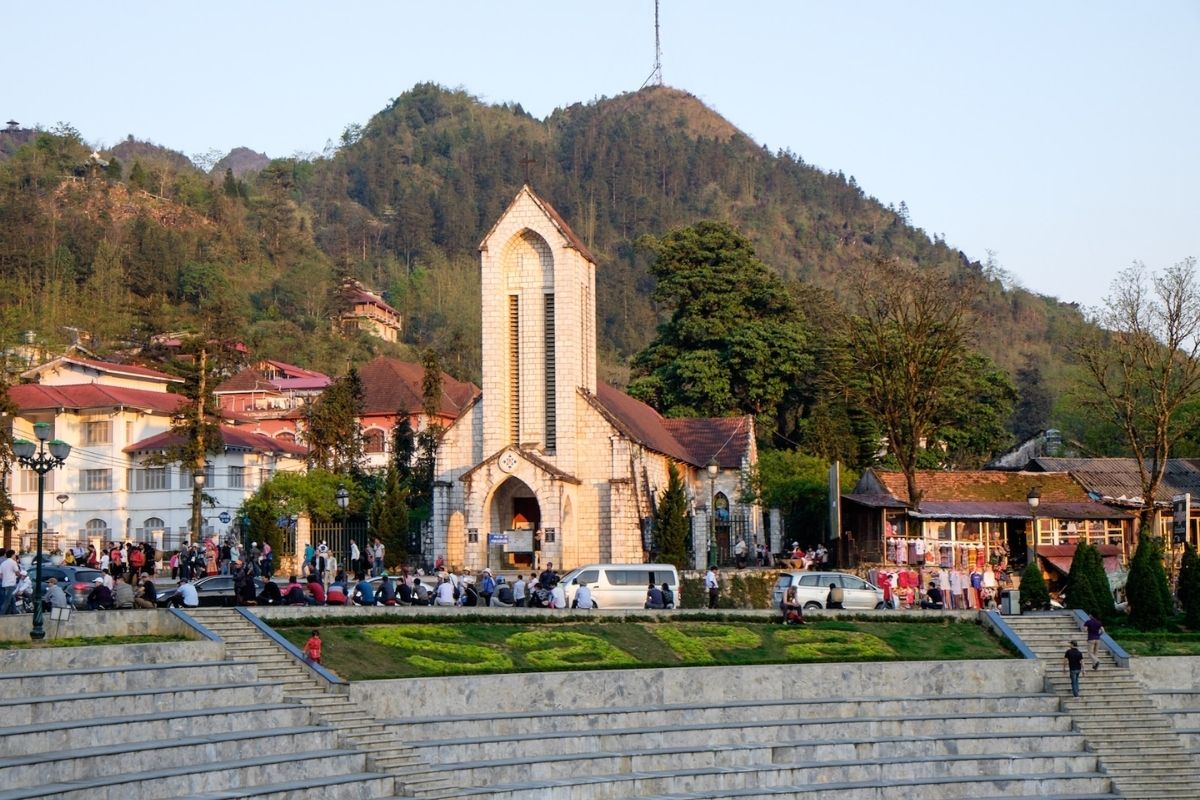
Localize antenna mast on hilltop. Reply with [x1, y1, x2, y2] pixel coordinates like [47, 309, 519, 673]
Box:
[641, 0, 663, 89]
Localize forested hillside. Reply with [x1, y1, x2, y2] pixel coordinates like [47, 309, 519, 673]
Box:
[0, 84, 1086, 440]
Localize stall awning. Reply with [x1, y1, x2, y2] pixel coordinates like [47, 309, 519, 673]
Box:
[1037, 544, 1124, 575]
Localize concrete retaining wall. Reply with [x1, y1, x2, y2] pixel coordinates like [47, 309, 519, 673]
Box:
[251, 605, 975, 622]
[0, 639, 223, 673]
[1130, 656, 1200, 689]
[352, 659, 1044, 718]
[0, 609, 195, 643]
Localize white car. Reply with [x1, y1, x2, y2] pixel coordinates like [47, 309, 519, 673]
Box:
[771, 570, 886, 610]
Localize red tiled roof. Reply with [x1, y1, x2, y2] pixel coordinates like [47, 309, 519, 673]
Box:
[214, 368, 278, 394]
[480, 185, 597, 265]
[24, 355, 178, 382]
[125, 424, 307, 457]
[358, 357, 479, 418]
[8, 383, 186, 415]
[260, 360, 327, 380]
[872, 470, 1089, 504]
[591, 383, 750, 469]
[344, 287, 399, 316]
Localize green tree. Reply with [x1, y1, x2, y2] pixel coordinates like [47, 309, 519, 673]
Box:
[840, 258, 981, 508]
[1019, 560, 1051, 612]
[0, 375, 18, 527]
[1065, 541, 1115, 619]
[1178, 543, 1200, 630]
[1070, 258, 1200, 530]
[653, 462, 689, 570]
[1127, 533, 1173, 630]
[304, 368, 365, 474]
[408, 350, 443, 525]
[1011, 357, 1053, 442]
[369, 465, 410, 570]
[628, 221, 810, 429]
[746, 449, 857, 545]
[241, 469, 363, 554]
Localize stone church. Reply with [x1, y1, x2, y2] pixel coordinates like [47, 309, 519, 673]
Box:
[432, 186, 761, 572]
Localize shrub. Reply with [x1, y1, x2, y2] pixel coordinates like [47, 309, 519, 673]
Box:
[1127, 533, 1172, 631]
[1066, 541, 1115, 619]
[1178, 543, 1200, 630]
[652, 623, 761, 663]
[1019, 559, 1050, 611]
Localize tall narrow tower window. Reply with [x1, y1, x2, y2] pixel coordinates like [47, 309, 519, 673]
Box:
[508, 294, 520, 444]
[544, 293, 556, 453]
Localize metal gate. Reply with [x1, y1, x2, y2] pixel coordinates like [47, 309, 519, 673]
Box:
[308, 519, 369, 572]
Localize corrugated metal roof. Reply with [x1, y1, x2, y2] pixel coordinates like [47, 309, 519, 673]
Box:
[1032, 457, 1200, 505]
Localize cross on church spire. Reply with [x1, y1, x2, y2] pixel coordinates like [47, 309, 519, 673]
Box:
[520, 154, 537, 185]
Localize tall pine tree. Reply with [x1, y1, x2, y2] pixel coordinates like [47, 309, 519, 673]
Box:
[653, 463, 690, 570]
[305, 368, 365, 475]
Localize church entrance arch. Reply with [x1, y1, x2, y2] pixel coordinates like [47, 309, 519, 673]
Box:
[485, 476, 541, 570]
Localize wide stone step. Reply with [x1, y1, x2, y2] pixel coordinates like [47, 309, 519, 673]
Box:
[0, 660, 256, 696]
[430, 745, 1099, 787]
[0, 703, 312, 758]
[408, 712, 1076, 761]
[417, 726, 1088, 765]
[430, 769, 1113, 800]
[0, 680, 284, 725]
[0, 748, 370, 800]
[0, 726, 339, 788]
[185, 773, 396, 800]
[397, 694, 1062, 740]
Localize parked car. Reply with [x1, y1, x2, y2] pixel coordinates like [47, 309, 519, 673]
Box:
[155, 575, 264, 607]
[771, 570, 886, 611]
[29, 565, 104, 610]
[558, 563, 681, 609]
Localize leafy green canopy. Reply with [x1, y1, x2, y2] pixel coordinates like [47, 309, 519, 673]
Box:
[629, 221, 810, 425]
[305, 367, 365, 474]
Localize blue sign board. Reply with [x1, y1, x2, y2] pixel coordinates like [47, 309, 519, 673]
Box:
[218, 511, 232, 524]
[488, 533, 509, 545]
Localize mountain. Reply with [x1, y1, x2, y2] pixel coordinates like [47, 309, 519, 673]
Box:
[0, 82, 1087, 442]
[213, 147, 270, 177]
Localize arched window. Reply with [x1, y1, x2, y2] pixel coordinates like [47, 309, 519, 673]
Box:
[714, 492, 730, 523]
[25, 518, 43, 532]
[85, 518, 109, 537]
[144, 517, 165, 531]
[275, 431, 296, 443]
[364, 429, 386, 454]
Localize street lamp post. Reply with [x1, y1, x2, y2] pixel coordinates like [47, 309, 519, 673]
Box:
[706, 459, 719, 568]
[335, 483, 349, 572]
[55, 493, 69, 546]
[13, 422, 71, 641]
[1027, 486, 1041, 567]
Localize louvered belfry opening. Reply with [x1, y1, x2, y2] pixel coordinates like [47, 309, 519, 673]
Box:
[508, 294, 520, 445]
[544, 293, 556, 453]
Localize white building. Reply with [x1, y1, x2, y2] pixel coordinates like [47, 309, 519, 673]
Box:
[432, 186, 760, 572]
[5, 360, 306, 554]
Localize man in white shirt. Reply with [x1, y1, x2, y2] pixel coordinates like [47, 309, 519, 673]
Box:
[572, 580, 593, 610]
[0, 550, 23, 615]
[372, 539, 385, 577]
[435, 577, 456, 606]
[512, 575, 527, 607]
[705, 566, 720, 609]
[176, 578, 199, 608]
[550, 581, 567, 609]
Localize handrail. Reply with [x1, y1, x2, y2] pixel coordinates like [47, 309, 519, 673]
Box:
[168, 607, 221, 641]
[1068, 607, 1130, 668]
[980, 609, 1038, 660]
[234, 607, 349, 691]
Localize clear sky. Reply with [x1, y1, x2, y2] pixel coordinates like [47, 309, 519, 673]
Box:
[8, 1, 1197, 309]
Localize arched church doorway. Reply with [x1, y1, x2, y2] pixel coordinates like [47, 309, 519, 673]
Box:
[486, 477, 541, 569]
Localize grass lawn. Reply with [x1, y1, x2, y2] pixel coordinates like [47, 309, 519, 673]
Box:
[277, 617, 1012, 680]
[1105, 619, 1200, 656]
[0, 634, 187, 650]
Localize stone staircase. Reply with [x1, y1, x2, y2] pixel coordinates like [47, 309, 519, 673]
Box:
[388, 682, 1116, 799]
[0, 637, 399, 799]
[1004, 611, 1200, 799]
[186, 607, 451, 798]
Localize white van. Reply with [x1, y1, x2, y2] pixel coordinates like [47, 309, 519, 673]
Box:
[559, 563, 681, 609]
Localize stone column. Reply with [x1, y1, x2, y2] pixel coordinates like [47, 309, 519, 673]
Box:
[769, 508, 784, 558]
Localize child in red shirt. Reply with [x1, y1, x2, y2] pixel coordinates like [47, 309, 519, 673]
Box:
[304, 630, 322, 664]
